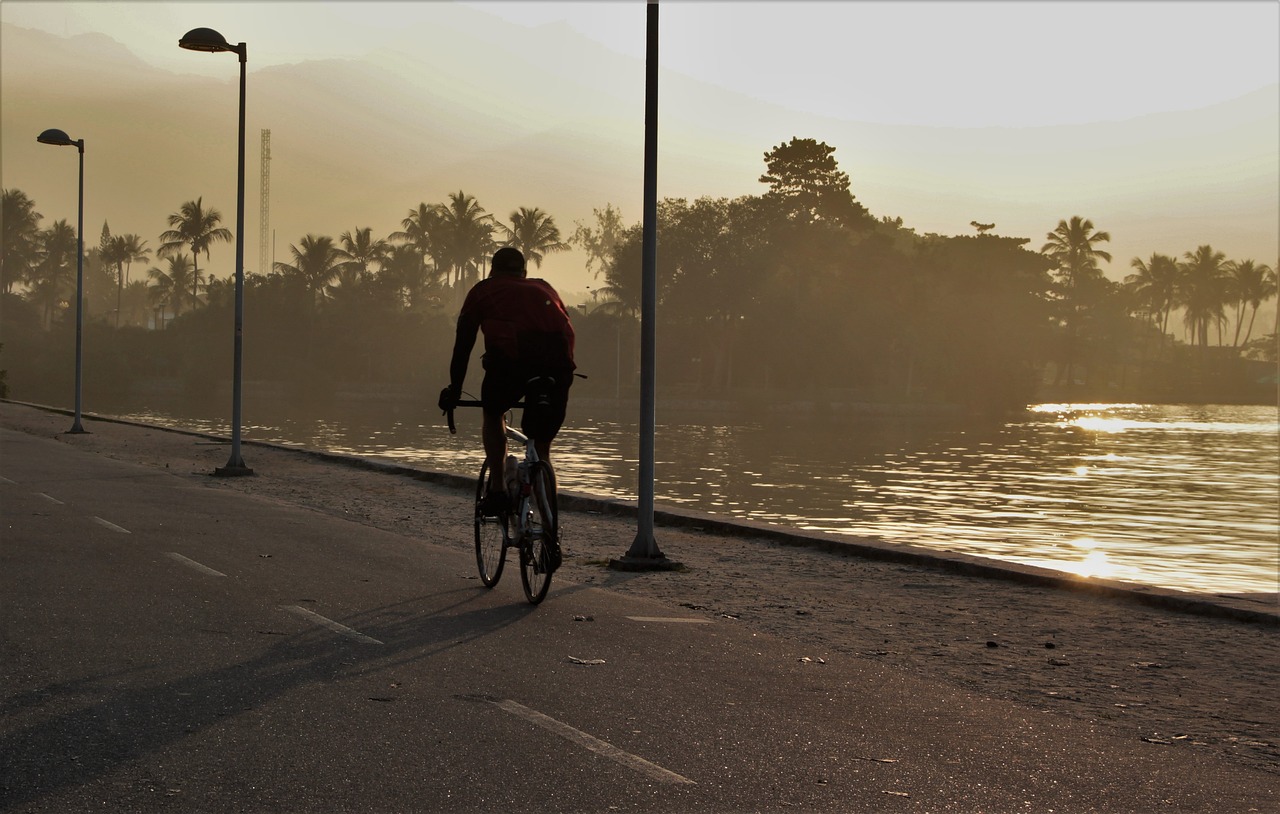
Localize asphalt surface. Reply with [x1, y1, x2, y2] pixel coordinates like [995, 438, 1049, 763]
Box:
[2, 427, 1275, 813]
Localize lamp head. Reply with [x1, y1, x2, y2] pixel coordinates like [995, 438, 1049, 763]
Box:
[37, 128, 75, 147]
[179, 27, 232, 52]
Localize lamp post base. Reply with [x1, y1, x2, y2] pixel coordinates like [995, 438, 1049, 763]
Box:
[65, 424, 88, 434]
[213, 463, 255, 477]
[607, 555, 684, 573]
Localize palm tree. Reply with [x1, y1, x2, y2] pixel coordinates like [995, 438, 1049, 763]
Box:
[337, 227, 389, 277]
[390, 203, 449, 298]
[1224, 260, 1277, 347]
[26, 219, 77, 328]
[1041, 216, 1111, 386]
[274, 234, 345, 308]
[1, 188, 42, 295]
[438, 191, 495, 288]
[158, 197, 232, 305]
[102, 233, 151, 326]
[1177, 245, 1230, 347]
[1125, 253, 1179, 340]
[502, 207, 569, 269]
[147, 253, 202, 321]
[1042, 216, 1112, 288]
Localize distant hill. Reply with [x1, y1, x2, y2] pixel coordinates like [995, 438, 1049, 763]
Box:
[3, 19, 1276, 299]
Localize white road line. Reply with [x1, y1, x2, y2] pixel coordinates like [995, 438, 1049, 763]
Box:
[626, 616, 712, 624]
[493, 699, 695, 786]
[93, 517, 130, 533]
[35, 492, 63, 504]
[0, 475, 17, 484]
[166, 552, 227, 578]
[282, 605, 383, 645]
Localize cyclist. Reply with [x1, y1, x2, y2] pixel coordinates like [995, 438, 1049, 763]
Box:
[438, 247, 576, 517]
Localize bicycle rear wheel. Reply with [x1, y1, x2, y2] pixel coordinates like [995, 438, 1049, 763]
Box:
[474, 460, 507, 587]
[519, 461, 558, 604]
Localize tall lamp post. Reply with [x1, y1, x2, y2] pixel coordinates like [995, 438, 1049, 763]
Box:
[36, 128, 88, 434]
[179, 27, 253, 476]
[610, 2, 679, 572]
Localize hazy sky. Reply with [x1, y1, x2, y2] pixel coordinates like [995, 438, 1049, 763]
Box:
[4, 0, 1277, 128]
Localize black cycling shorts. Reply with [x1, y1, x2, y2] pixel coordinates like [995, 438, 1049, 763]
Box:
[480, 359, 573, 442]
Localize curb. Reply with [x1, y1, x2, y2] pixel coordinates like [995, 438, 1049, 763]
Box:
[7, 399, 1277, 627]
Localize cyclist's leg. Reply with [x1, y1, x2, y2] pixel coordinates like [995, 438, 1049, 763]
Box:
[479, 366, 521, 502]
[520, 372, 571, 465]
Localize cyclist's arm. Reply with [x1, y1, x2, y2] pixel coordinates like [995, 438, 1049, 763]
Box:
[449, 311, 480, 392]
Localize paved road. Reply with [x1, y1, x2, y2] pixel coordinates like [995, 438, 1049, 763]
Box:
[2, 427, 1274, 812]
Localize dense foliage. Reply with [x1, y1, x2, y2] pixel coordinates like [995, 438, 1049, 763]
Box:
[2, 138, 1275, 412]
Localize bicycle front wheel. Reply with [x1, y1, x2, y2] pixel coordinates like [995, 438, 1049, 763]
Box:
[519, 461, 558, 604]
[474, 459, 507, 588]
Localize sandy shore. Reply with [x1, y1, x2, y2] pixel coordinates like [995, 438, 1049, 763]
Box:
[3, 400, 1277, 777]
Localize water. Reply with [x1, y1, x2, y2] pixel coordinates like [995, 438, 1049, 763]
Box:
[110, 398, 1278, 597]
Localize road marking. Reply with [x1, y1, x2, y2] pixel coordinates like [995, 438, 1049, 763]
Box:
[93, 517, 130, 533]
[0, 476, 16, 484]
[282, 605, 383, 645]
[35, 492, 63, 504]
[493, 699, 695, 785]
[166, 552, 227, 578]
[626, 616, 712, 624]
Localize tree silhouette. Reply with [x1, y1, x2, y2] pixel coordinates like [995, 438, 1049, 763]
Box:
[391, 204, 447, 294]
[1042, 216, 1112, 387]
[438, 191, 495, 288]
[1178, 245, 1230, 347]
[102, 233, 151, 327]
[147, 253, 201, 321]
[1224, 259, 1276, 347]
[28, 220, 77, 328]
[759, 137, 870, 227]
[275, 234, 345, 309]
[158, 198, 232, 305]
[1126, 253, 1179, 341]
[1, 188, 42, 295]
[502, 207, 569, 269]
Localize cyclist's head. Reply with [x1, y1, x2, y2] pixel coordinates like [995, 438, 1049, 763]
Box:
[491, 247, 527, 278]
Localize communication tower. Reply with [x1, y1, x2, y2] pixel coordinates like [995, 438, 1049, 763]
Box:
[259, 129, 271, 274]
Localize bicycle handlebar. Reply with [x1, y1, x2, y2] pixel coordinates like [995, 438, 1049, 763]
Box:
[445, 399, 525, 435]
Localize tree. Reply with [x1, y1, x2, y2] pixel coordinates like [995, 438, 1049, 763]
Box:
[336, 226, 389, 278]
[27, 219, 77, 328]
[758, 137, 871, 227]
[147, 253, 202, 321]
[158, 197, 232, 305]
[437, 191, 495, 288]
[275, 234, 345, 308]
[1177, 245, 1229, 347]
[571, 204, 625, 279]
[1224, 259, 1276, 347]
[390, 203, 450, 303]
[102, 233, 151, 327]
[1125, 253, 1179, 340]
[1041, 217, 1112, 387]
[2, 188, 42, 295]
[502, 207, 569, 269]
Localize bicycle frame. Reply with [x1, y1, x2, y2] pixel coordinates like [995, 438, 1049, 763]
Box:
[448, 399, 558, 603]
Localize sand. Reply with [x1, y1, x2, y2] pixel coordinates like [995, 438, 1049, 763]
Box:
[2, 400, 1277, 776]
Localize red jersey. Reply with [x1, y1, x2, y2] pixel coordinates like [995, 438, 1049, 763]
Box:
[455, 275, 576, 372]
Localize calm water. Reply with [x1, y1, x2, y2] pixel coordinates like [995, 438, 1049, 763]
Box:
[111, 399, 1278, 597]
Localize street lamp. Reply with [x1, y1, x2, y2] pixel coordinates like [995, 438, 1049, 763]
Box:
[179, 27, 253, 476]
[36, 128, 88, 434]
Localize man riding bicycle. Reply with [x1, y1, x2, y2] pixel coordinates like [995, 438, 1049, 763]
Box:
[438, 247, 576, 516]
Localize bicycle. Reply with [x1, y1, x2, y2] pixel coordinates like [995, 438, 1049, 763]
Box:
[447, 398, 560, 604]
